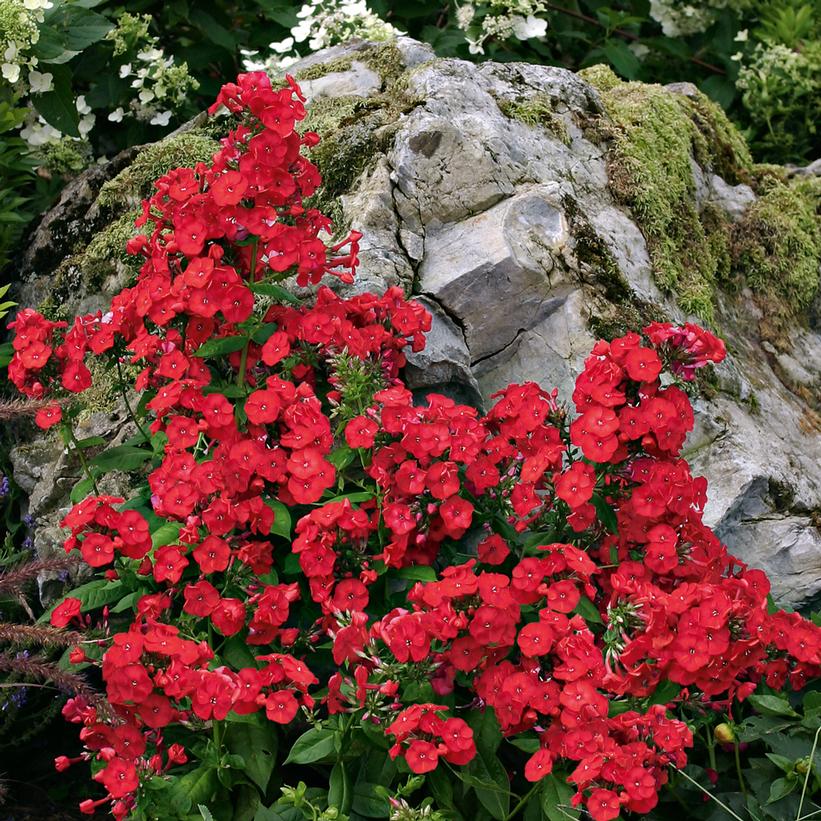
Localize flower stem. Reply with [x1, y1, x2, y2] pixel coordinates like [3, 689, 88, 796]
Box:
[63, 423, 99, 495]
[115, 358, 150, 443]
[504, 782, 539, 820]
[733, 740, 748, 802]
[797, 726, 821, 820]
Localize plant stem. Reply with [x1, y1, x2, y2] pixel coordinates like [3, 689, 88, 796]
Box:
[505, 782, 540, 820]
[734, 740, 748, 802]
[672, 767, 745, 821]
[705, 726, 718, 772]
[115, 358, 150, 443]
[797, 726, 821, 820]
[213, 719, 222, 758]
[64, 423, 100, 494]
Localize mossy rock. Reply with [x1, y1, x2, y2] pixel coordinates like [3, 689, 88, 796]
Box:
[495, 93, 571, 145]
[96, 130, 220, 212]
[729, 176, 821, 346]
[580, 65, 818, 333]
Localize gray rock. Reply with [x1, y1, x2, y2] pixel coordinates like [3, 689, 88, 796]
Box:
[300, 61, 381, 101]
[11, 37, 821, 609]
[708, 174, 756, 221]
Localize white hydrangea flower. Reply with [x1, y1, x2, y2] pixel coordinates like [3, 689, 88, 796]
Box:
[23, 0, 52, 10]
[108, 107, 125, 122]
[27, 68, 52, 93]
[2, 62, 20, 83]
[512, 14, 547, 40]
[137, 47, 164, 61]
[78, 112, 95, 137]
[76, 95, 91, 115]
[150, 109, 172, 126]
[245, 0, 401, 74]
[456, 3, 476, 28]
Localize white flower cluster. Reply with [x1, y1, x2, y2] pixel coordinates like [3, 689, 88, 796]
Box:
[20, 94, 94, 146]
[647, 0, 750, 37]
[0, 0, 52, 89]
[243, 0, 401, 74]
[455, 1, 547, 55]
[110, 19, 198, 127]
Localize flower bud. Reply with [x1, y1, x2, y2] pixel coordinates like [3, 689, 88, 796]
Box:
[714, 723, 735, 744]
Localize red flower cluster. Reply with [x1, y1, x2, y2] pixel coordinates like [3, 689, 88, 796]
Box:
[386, 704, 475, 772]
[62, 496, 152, 567]
[10, 69, 818, 820]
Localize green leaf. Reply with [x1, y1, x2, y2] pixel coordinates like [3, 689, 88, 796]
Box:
[151, 521, 182, 549]
[198, 806, 215, 821]
[765, 753, 795, 773]
[70, 476, 96, 503]
[540, 773, 580, 821]
[329, 762, 351, 812]
[591, 494, 618, 534]
[73, 435, 107, 449]
[32, 66, 80, 137]
[43, 5, 114, 51]
[767, 777, 796, 804]
[226, 721, 278, 791]
[89, 445, 153, 472]
[0, 341, 13, 367]
[283, 727, 336, 765]
[395, 566, 437, 582]
[189, 8, 237, 51]
[328, 445, 355, 470]
[572, 595, 603, 625]
[194, 336, 249, 357]
[463, 750, 510, 820]
[110, 591, 141, 614]
[264, 498, 292, 538]
[40, 580, 124, 622]
[648, 680, 681, 706]
[221, 635, 259, 670]
[508, 737, 540, 754]
[168, 766, 218, 814]
[31, 25, 77, 62]
[748, 694, 800, 718]
[426, 766, 455, 809]
[468, 708, 503, 755]
[602, 41, 641, 79]
[249, 281, 300, 304]
[352, 782, 388, 818]
[251, 323, 280, 345]
[322, 491, 375, 505]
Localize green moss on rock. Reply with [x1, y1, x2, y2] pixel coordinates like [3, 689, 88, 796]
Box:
[584, 72, 755, 321]
[496, 93, 570, 145]
[97, 131, 220, 211]
[578, 64, 622, 94]
[81, 211, 142, 286]
[294, 55, 355, 82]
[298, 46, 422, 237]
[730, 176, 821, 344]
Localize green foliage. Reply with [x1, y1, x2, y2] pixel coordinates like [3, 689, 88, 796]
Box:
[736, 39, 821, 163]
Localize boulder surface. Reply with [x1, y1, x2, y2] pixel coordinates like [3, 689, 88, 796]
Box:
[10, 37, 821, 607]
